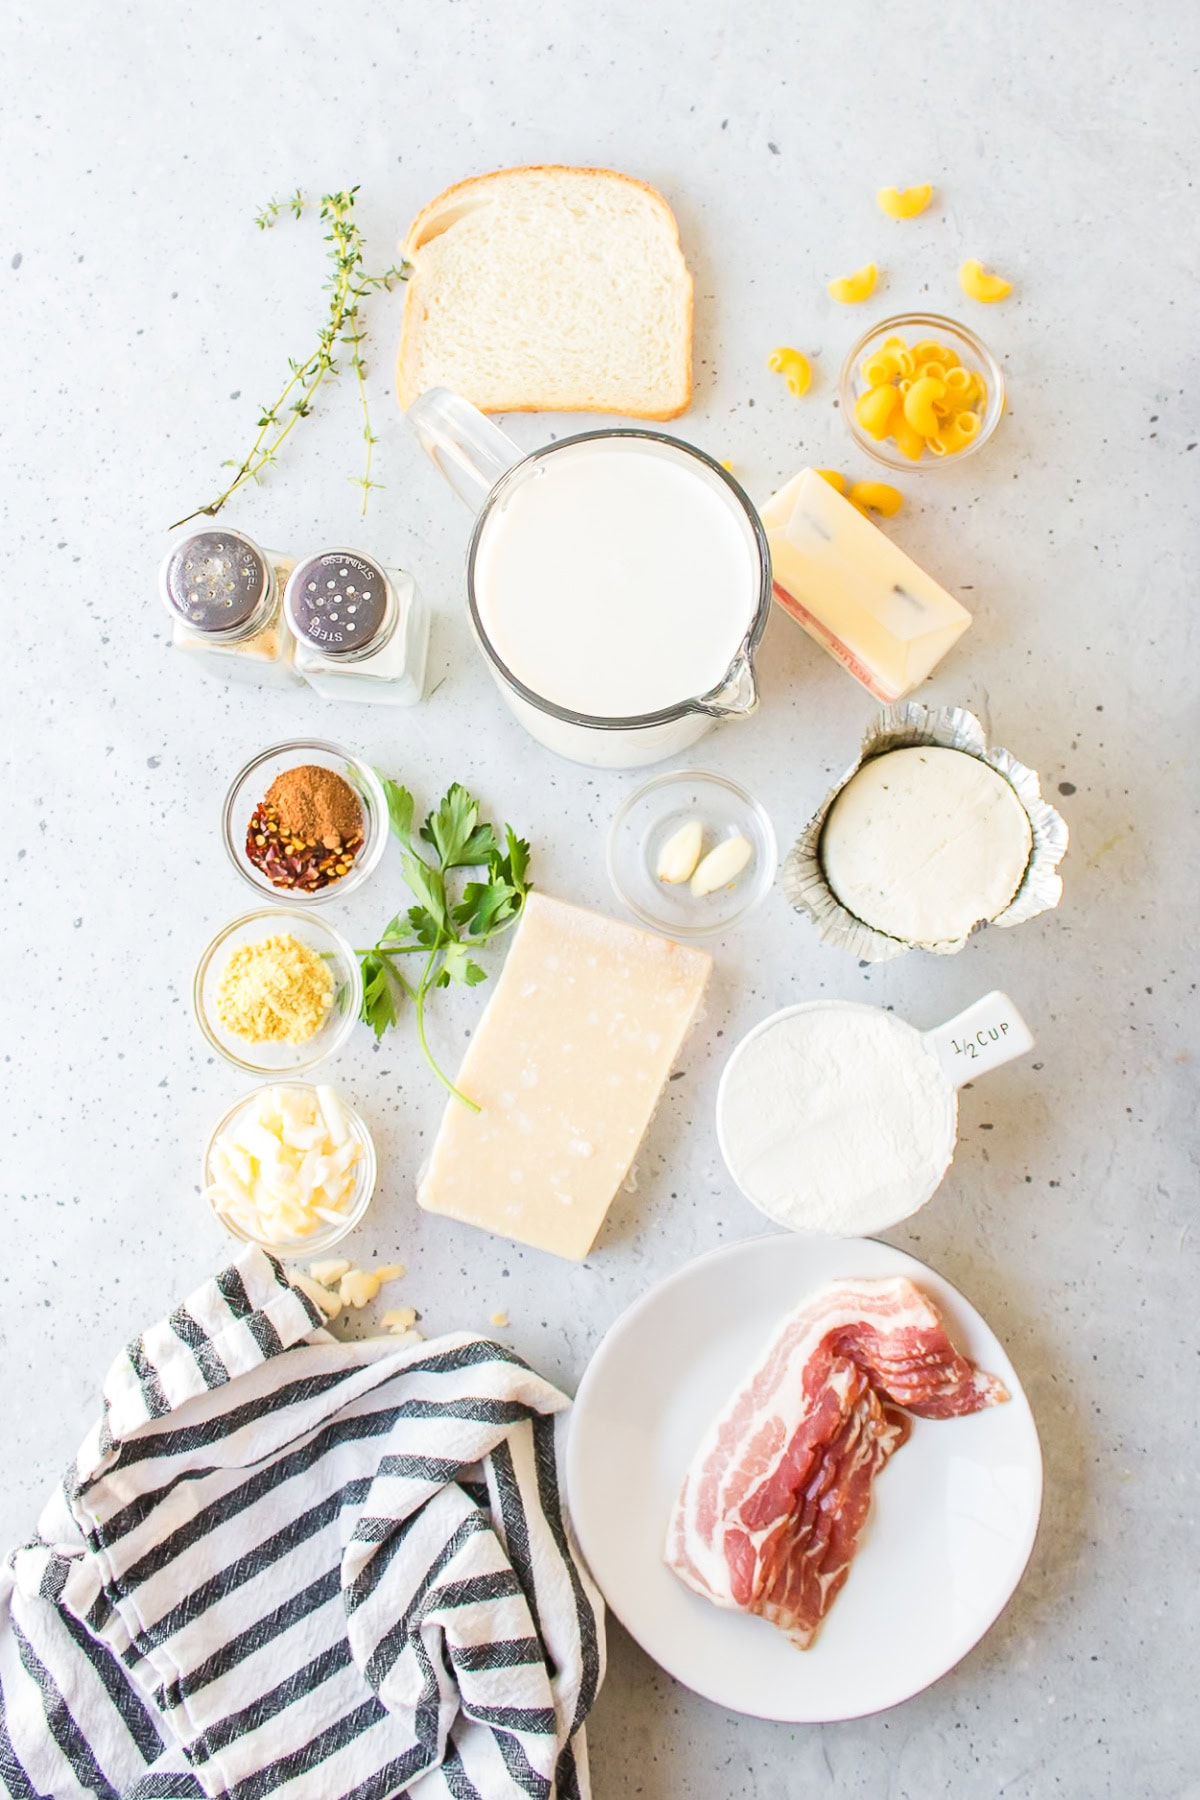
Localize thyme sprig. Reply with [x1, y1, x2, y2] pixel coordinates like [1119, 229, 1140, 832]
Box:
[170, 188, 410, 531]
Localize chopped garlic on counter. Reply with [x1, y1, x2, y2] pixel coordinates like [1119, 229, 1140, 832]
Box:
[340, 1269, 377, 1309]
[339, 1264, 406, 1309]
[206, 1084, 363, 1246]
[382, 1307, 418, 1331]
[310, 1258, 351, 1286]
[490, 1311, 509, 1328]
[290, 1270, 343, 1320]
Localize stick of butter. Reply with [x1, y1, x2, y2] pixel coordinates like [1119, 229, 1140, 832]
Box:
[760, 468, 971, 701]
[418, 893, 712, 1261]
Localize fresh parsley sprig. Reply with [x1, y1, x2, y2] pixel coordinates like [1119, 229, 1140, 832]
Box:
[357, 780, 532, 1110]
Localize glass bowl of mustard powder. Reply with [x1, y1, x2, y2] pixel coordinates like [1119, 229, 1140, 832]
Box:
[193, 909, 363, 1074]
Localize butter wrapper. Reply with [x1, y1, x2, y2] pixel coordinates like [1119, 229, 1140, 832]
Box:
[782, 702, 1070, 962]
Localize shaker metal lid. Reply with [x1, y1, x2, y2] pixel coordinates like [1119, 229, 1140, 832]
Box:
[285, 550, 390, 656]
[162, 529, 271, 634]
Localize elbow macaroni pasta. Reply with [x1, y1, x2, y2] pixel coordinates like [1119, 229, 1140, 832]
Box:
[902, 376, 946, 436]
[890, 417, 927, 462]
[855, 383, 901, 439]
[849, 479, 904, 517]
[942, 366, 976, 407]
[852, 329, 991, 461]
[912, 339, 959, 370]
[828, 263, 878, 304]
[768, 346, 813, 396]
[811, 470, 904, 518]
[959, 259, 1012, 302]
[876, 183, 933, 220]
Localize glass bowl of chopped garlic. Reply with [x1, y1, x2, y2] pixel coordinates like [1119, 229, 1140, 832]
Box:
[839, 313, 1005, 471]
[193, 908, 363, 1075]
[202, 1082, 377, 1253]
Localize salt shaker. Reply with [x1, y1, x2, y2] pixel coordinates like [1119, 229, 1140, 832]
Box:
[159, 526, 299, 686]
[284, 548, 430, 706]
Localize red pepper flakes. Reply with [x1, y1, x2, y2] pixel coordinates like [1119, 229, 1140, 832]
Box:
[245, 801, 364, 893]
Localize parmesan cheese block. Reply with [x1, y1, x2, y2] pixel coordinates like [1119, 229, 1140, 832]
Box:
[761, 468, 970, 701]
[418, 893, 711, 1260]
[820, 747, 1034, 945]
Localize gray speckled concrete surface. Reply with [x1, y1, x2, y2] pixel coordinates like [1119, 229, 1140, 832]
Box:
[2, 2, 1198, 1795]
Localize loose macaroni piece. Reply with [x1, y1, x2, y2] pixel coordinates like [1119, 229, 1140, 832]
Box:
[815, 469, 848, 492]
[959, 259, 1012, 302]
[768, 346, 813, 396]
[851, 329, 991, 461]
[849, 480, 903, 517]
[828, 263, 878, 304]
[876, 183, 933, 220]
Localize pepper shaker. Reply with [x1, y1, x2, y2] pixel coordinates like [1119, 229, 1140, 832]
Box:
[284, 548, 430, 706]
[159, 526, 300, 686]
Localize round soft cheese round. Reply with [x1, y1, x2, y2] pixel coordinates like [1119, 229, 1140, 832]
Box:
[820, 746, 1033, 946]
[716, 1002, 957, 1235]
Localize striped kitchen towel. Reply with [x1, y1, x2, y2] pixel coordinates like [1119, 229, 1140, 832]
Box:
[0, 1248, 604, 1799]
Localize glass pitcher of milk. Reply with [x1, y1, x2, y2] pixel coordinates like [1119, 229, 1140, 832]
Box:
[408, 389, 772, 768]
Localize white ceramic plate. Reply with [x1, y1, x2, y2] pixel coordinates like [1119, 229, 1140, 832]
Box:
[566, 1234, 1042, 1721]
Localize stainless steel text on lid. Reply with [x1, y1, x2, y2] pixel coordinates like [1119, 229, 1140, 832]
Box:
[284, 548, 429, 706]
[158, 525, 300, 687]
[407, 388, 772, 767]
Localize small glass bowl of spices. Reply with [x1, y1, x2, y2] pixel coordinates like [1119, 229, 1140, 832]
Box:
[223, 740, 387, 904]
[193, 909, 363, 1075]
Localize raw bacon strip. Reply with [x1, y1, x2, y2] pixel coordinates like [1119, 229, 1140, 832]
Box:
[665, 1276, 1008, 1648]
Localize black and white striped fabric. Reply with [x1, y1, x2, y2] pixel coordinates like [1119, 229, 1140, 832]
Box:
[0, 1249, 605, 1799]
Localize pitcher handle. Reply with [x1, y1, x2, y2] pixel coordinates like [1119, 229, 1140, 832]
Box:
[406, 387, 524, 513]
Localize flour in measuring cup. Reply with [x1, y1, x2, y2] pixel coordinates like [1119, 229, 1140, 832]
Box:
[717, 1004, 958, 1235]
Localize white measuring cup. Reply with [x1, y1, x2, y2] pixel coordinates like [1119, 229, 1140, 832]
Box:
[716, 991, 1034, 1236]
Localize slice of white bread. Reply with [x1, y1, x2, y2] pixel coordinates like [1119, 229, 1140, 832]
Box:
[396, 166, 693, 419]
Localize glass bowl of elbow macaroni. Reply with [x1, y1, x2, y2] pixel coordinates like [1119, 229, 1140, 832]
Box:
[839, 313, 1005, 472]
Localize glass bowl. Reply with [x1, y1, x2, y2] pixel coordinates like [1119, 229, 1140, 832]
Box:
[222, 739, 388, 905]
[838, 312, 1005, 472]
[202, 1081, 377, 1254]
[193, 908, 363, 1075]
[607, 769, 777, 939]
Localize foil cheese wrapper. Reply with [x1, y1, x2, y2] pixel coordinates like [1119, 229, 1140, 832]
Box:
[783, 701, 1070, 962]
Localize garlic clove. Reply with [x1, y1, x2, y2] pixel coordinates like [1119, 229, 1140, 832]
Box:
[690, 834, 754, 897]
[656, 819, 704, 884]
